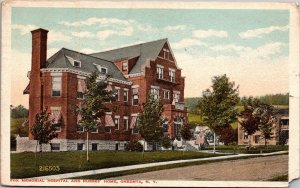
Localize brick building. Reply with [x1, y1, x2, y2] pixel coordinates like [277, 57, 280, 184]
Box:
[237, 108, 289, 146]
[17, 28, 187, 152]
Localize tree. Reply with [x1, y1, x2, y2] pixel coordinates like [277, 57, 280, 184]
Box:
[11, 105, 29, 118]
[255, 104, 277, 146]
[73, 71, 115, 161]
[198, 74, 239, 153]
[218, 126, 238, 145]
[137, 94, 164, 151]
[180, 123, 192, 141]
[239, 97, 261, 146]
[30, 109, 58, 175]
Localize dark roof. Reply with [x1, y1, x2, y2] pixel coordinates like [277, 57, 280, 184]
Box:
[90, 38, 168, 74]
[46, 48, 128, 82]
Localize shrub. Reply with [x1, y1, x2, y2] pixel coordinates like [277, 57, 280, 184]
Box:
[125, 140, 143, 152]
[160, 136, 172, 149]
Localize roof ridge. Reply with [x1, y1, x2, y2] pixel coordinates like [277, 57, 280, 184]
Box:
[91, 38, 168, 54]
[61, 47, 115, 64]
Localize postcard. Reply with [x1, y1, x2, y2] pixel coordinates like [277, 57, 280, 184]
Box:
[1, 1, 299, 187]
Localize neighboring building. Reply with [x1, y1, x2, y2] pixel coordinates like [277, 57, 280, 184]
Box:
[238, 108, 289, 146]
[17, 28, 187, 152]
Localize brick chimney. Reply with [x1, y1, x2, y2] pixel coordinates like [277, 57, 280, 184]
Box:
[28, 28, 48, 139]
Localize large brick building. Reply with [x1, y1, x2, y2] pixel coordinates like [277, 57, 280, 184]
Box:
[238, 108, 289, 146]
[17, 28, 187, 151]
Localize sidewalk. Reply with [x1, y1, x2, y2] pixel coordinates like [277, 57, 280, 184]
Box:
[32, 151, 288, 179]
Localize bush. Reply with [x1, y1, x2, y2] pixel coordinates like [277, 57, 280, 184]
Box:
[125, 140, 143, 152]
[160, 136, 172, 149]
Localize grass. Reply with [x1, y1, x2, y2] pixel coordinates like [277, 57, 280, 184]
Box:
[75, 154, 288, 180]
[204, 145, 288, 154]
[11, 150, 222, 179]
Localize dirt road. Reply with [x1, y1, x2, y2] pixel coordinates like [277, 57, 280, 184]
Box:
[110, 155, 288, 181]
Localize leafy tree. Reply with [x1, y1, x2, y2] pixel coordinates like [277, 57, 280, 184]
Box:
[255, 104, 277, 146]
[198, 74, 239, 152]
[180, 123, 192, 141]
[239, 97, 261, 146]
[73, 71, 115, 161]
[137, 94, 164, 151]
[10, 105, 28, 118]
[218, 126, 238, 145]
[30, 109, 58, 175]
[30, 109, 58, 152]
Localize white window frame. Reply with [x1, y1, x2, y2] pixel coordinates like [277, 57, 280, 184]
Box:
[173, 91, 180, 103]
[122, 62, 128, 71]
[114, 87, 120, 101]
[51, 76, 62, 97]
[50, 106, 62, 132]
[150, 86, 160, 100]
[94, 64, 108, 74]
[132, 94, 139, 106]
[73, 60, 81, 68]
[163, 48, 170, 59]
[115, 116, 120, 130]
[124, 116, 129, 130]
[156, 65, 164, 79]
[169, 69, 175, 83]
[124, 89, 129, 102]
[163, 89, 170, 99]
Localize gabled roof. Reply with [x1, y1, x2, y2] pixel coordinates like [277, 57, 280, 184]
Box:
[90, 38, 168, 74]
[46, 48, 128, 82]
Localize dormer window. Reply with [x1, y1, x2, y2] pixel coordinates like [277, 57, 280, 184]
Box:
[94, 63, 108, 74]
[73, 60, 81, 68]
[122, 62, 128, 71]
[100, 67, 107, 74]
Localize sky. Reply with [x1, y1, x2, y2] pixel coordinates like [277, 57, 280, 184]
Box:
[11, 7, 289, 108]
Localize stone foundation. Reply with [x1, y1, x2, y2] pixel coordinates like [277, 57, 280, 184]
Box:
[16, 136, 127, 152]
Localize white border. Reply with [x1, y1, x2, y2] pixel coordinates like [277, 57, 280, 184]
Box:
[1, 1, 298, 187]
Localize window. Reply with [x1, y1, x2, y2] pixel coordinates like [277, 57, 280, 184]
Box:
[173, 92, 180, 103]
[254, 135, 260, 144]
[90, 126, 98, 133]
[169, 69, 175, 83]
[133, 95, 139, 105]
[52, 76, 61, 96]
[94, 64, 108, 74]
[105, 127, 111, 133]
[77, 125, 84, 132]
[156, 65, 164, 79]
[92, 143, 98, 151]
[162, 122, 168, 132]
[51, 107, 62, 132]
[244, 133, 248, 140]
[163, 48, 170, 59]
[124, 90, 128, 102]
[132, 127, 139, 134]
[73, 60, 81, 68]
[122, 62, 128, 71]
[51, 143, 60, 151]
[124, 117, 129, 130]
[114, 88, 120, 101]
[77, 143, 84, 150]
[163, 90, 170, 99]
[77, 79, 86, 99]
[100, 67, 107, 74]
[151, 88, 160, 100]
[115, 116, 120, 130]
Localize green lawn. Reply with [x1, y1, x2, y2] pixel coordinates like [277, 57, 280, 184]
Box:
[11, 151, 222, 178]
[11, 118, 28, 136]
[204, 145, 288, 154]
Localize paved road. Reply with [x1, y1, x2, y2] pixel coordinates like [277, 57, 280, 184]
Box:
[109, 155, 288, 181]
